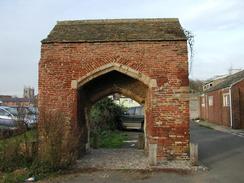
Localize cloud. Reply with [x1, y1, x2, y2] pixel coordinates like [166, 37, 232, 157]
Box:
[182, 0, 244, 31]
[0, 0, 244, 95]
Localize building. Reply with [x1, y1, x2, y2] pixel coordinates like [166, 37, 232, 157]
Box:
[111, 94, 140, 108]
[23, 87, 35, 98]
[0, 95, 12, 99]
[200, 70, 244, 129]
[38, 18, 189, 161]
[202, 75, 227, 91]
[203, 69, 243, 91]
[0, 97, 34, 107]
[189, 93, 200, 119]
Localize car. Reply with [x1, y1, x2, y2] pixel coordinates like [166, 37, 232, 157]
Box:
[120, 106, 144, 131]
[0, 106, 37, 129]
[0, 106, 18, 129]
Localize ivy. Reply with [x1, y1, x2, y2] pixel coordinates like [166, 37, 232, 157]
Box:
[184, 29, 195, 75]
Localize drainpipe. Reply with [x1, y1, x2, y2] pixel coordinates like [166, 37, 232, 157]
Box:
[229, 87, 233, 128]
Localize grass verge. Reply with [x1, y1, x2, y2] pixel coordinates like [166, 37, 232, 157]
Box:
[0, 129, 36, 150]
[0, 130, 37, 183]
[91, 130, 128, 148]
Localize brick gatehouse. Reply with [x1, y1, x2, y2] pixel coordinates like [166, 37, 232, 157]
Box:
[38, 18, 189, 162]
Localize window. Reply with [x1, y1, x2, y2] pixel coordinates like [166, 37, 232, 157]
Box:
[5, 107, 18, 116]
[135, 107, 144, 115]
[208, 96, 213, 106]
[0, 109, 11, 117]
[201, 97, 205, 107]
[223, 93, 230, 107]
[127, 108, 135, 115]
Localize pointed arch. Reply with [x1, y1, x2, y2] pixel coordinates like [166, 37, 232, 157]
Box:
[88, 86, 146, 105]
[75, 63, 157, 88]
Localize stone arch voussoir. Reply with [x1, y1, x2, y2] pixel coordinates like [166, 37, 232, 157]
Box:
[71, 63, 157, 89]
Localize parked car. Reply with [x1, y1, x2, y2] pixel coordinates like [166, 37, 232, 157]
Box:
[0, 106, 37, 129]
[0, 106, 18, 129]
[120, 106, 144, 131]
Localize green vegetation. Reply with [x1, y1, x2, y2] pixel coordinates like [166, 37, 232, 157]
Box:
[0, 110, 79, 182]
[91, 130, 128, 148]
[31, 111, 80, 180]
[0, 130, 37, 183]
[89, 97, 127, 149]
[189, 79, 203, 93]
[0, 130, 37, 171]
[0, 169, 29, 183]
[90, 97, 125, 132]
[0, 130, 36, 150]
[0, 98, 127, 182]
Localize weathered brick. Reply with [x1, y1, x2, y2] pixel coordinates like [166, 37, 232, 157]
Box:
[39, 40, 189, 160]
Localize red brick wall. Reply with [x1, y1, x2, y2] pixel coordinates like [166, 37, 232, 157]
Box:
[200, 82, 244, 129]
[231, 80, 244, 129]
[200, 89, 230, 127]
[39, 41, 189, 160]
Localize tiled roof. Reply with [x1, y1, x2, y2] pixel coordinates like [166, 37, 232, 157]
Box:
[42, 18, 187, 43]
[0, 97, 32, 103]
[205, 70, 244, 93]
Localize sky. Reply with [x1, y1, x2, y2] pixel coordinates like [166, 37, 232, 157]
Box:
[0, 0, 244, 96]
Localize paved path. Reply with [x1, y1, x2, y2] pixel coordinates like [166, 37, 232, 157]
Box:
[40, 122, 244, 183]
[76, 148, 149, 169]
[121, 131, 142, 148]
[195, 120, 244, 138]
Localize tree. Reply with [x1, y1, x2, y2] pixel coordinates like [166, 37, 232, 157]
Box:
[189, 79, 203, 93]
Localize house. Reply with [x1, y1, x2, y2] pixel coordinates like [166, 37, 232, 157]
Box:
[0, 97, 34, 107]
[200, 70, 244, 129]
[111, 94, 140, 108]
[202, 75, 227, 91]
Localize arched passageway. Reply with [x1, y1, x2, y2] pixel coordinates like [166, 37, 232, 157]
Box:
[38, 18, 189, 163]
[76, 69, 149, 154]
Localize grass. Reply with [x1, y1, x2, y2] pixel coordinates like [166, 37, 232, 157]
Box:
[0, 129, 129, 182]
[0, 129, 37, 150]
[0, 128, 129, 182]
[0, 169, 29, 183]
[0, 129, 37, 183]
[91, 130, 128, 148]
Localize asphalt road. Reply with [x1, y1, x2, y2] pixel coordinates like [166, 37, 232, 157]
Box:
[42, 122, 244, 183]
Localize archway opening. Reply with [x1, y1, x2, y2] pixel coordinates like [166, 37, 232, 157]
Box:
[76, 70, 149, 158]
[88, 95, 144, 150]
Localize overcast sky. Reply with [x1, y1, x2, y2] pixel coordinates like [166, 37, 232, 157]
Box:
[0, 0, 244, 96]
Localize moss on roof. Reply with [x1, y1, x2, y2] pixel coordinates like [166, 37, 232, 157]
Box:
[42, 18, 187, 43]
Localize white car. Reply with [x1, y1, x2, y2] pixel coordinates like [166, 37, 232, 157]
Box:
[0, 106, 37, 129]
[120, 106, 144, 131]
[0, 106, 17, 128]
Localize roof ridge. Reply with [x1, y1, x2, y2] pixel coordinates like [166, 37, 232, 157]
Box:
[42, 18, 186, 43]
[205, 69, 244, 93]
[57, 18, 180, 25]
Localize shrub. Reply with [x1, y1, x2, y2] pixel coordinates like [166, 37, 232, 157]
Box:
[0, 130, 36, 172]
[89, 97, 125, 133]
[35, 110, 80, 176]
